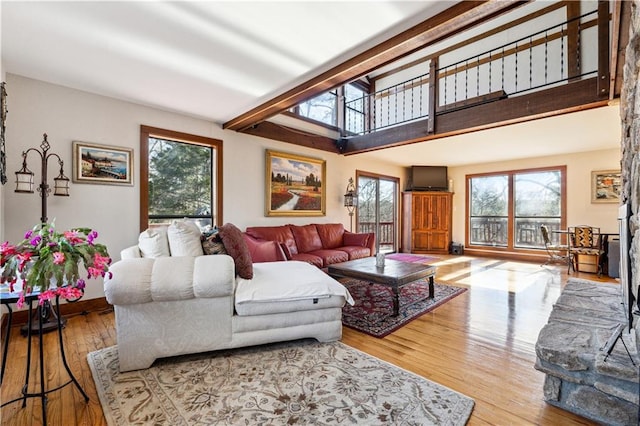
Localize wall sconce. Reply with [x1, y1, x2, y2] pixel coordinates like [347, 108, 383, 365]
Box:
[15, 133, 70, 223]
[344, 177, 358, 232]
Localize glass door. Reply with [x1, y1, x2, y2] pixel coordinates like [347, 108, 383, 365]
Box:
[356, 172, 399, 253]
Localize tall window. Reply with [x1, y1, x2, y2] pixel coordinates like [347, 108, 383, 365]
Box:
[467, 166, 565, 250]
[140, 126, 223, 231]
[344, 84, 367, 135]
[356, 171, 399, 253]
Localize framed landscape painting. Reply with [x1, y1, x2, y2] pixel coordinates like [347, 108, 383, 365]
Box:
[591, 169, 621, 203]
[265, 150, 326, 216]
[72, 141, 133, 185]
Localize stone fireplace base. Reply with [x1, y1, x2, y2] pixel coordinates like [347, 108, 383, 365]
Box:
[535, 278, 639, 425]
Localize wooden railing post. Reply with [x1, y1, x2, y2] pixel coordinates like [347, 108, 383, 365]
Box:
[428, 58, 438, 134]
[597, 0, 610, 97]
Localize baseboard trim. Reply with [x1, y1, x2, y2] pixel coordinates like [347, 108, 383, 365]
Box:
[1, 297, 112, 329]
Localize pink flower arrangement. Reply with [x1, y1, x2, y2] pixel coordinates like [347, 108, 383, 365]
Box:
[0, 222, 111, 308]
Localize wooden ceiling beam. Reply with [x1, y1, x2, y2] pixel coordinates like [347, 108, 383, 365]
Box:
[240, 122, 341, 153]
[223, 0, 528, 132]
[343, 78, 608, 155]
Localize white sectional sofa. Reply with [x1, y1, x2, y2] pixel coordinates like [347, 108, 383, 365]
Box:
[104, 222, 354, 372]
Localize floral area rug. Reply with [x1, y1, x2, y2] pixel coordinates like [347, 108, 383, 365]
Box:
[88, 340, 474, 425]
[340, 278, 467, 338]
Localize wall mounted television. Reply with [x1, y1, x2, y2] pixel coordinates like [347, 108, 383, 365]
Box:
[410, 166, 448, 191]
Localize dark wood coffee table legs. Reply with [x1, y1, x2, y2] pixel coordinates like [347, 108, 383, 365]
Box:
[391, 275, 434, 316]
[328, 257, 437, 318]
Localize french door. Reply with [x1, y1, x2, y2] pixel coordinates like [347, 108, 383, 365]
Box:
[356, 171, 399, 253]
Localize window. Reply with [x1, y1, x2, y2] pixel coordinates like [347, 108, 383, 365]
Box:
[140, 126, 223, 231]
[344, 84, 367, 135]
[356, 171, 399, 253]
[297, 89, 338, 126]
[467, 166, 565, 250]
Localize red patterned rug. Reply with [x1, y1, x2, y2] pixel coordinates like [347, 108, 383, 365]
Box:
[340, 278, 467, 338]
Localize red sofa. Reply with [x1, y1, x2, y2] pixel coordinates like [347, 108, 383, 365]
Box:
[245, 223, 375, 268]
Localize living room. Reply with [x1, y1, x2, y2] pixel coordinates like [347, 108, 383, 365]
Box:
[1, 1, 636, 425]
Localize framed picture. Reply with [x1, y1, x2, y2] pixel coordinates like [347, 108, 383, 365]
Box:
[72, 141, 133, 185]
[265, 150, 326, 216]
[591, 169, 621, 203]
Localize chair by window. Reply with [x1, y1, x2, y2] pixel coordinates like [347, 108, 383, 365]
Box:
[568, 226, 604, 276]
[540, 225, 568, 266]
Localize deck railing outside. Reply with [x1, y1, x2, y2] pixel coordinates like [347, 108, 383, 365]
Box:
[358, 221, 395, 252]
[470, 217, 563, 249]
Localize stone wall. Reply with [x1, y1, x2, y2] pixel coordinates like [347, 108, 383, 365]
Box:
[620, 0, 640, 349]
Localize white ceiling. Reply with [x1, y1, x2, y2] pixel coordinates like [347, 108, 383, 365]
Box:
[1, 1, 451, 123]
[1, 1, 621, 166]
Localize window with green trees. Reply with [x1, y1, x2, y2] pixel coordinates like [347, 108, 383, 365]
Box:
[140, 126, 223, 231]
[468, 166, 565, 250]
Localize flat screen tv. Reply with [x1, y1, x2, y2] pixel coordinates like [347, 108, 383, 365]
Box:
[410, 166, 448, 191]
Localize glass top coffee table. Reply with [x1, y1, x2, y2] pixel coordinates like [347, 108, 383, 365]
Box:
[328, 257, 436, 316]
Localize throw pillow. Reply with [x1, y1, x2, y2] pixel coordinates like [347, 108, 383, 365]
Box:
[218, 223, 253, 279]
[138, 226, 171, 258]
[343, 232, 369, 247]
[201, 231, 227, 255]
[167, 220, 204, 257]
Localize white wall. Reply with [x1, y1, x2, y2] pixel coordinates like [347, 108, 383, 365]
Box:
[3, 73, 404, 303]
[448, 147, 622, 245]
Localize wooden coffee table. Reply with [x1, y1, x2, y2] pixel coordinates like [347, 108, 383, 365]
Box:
[328, 257, 436, 316]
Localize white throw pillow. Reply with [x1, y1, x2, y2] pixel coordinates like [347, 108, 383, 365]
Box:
[138, 227, 170, 258]
[167, 220, 204, 257]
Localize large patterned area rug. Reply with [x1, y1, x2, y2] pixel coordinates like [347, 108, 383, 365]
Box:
[88, 340, 474, 425]
[340, 278, 467, 338]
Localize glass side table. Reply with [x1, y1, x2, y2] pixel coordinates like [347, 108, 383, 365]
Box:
[1, 288, 89, 426]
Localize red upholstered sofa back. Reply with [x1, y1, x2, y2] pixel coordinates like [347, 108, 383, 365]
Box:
[244, 223, 375, 267]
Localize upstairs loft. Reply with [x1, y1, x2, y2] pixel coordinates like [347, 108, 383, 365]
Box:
[224, 1, 628, 155]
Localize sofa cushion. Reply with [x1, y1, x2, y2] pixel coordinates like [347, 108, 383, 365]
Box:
[307, 249, 349, 267]
[218, 223, 253, 279]
[343, 232, 369, 247]
[289, 253, 323, 268]
[167, 220, 204, 257]
[315, 223, 345, 249]
[138, 226, 170, 258]
[234, 261, 354, 316]
[290, 224, 323, 253]
[245, 225, 298, 257]
[339, 245, 371, 260]
[243, 234, 287, 263]
[201, 230, 227, 255]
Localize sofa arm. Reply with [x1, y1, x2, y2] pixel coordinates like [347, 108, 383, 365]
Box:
[120, 245, 142, 260]
[343, 231, 376, 255]
[104, 254, 235, 305]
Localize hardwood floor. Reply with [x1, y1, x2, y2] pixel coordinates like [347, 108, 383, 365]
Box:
[0, 255, 616, 425]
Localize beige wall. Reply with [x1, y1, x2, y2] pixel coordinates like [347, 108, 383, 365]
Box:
[448, 148, 622, 245]
[3, 74, 622, 304]
[2, 74, 404, 303]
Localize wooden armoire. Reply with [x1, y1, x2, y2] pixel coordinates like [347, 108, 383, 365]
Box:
[401, 191, 453, 254]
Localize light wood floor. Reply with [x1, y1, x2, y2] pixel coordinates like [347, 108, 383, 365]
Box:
[0, 255, 616, 425]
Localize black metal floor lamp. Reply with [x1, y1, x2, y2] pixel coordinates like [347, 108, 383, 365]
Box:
[14, 133, 70, 334]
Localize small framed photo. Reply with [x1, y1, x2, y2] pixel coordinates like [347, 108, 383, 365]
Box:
[72, 141, 133, 185]
[591, 170, 621, 203]
[265, 150, 326, 216]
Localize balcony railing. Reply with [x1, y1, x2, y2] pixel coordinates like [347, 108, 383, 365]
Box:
[470, 217, 563, 249]
[358, 221, 395, 252]
[344, 8, 600, 136]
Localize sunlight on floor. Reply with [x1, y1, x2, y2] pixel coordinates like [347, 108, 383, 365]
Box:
[433, 257, 563, 293]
